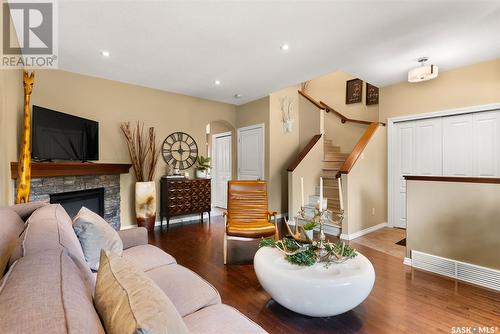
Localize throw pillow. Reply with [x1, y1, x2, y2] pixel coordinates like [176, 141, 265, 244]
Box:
[95, 250, 189, 334]
[73, 207, 123, 271]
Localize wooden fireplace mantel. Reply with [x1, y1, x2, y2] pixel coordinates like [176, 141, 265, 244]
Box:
[10, 162, 132, 179]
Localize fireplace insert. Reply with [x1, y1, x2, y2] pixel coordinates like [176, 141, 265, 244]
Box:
[50, 188, 104, 219]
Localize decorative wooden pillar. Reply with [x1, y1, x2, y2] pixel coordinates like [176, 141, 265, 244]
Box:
[15, 70, 35, 204]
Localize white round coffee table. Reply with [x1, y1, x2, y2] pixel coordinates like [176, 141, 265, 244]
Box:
[254, 247, 375, 317]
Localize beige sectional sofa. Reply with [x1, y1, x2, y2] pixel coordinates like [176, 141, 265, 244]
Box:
[0, 203, 266, 334]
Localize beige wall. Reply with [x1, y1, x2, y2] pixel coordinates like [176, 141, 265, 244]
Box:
[380, 58, 500, 122]
[2, 69, 236, 228]
[306, 71, 379, 153]
[298, 94, 322, 151]
[207, 120, 237, 179]
[377, 58, 500, 226]
[343, 125, 386, 235]
[407, 180, 500, 270]
[0, 70, 7, 205]
[0, 70, 24, 206]
[288, 137, 323, 218]
[235, 97, 270, 182]
[269, 86, 300, 213]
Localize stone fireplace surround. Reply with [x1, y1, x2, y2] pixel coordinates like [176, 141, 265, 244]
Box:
[28, 175, 121, 229]
[11, 162, 131, 230]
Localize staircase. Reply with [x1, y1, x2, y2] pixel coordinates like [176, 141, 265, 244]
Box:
[321, 139, 348, 214]
[297, 139, 347, 236]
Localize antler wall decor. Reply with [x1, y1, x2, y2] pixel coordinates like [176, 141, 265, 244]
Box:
[281, 97, 294, 133]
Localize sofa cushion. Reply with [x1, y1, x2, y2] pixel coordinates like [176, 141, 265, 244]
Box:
[183, 304, 267, 334]
[23, 204, 85, 258]
[73, 207, 123, 271]
[146, 264, 221, 317]
[123, 244, 176, 271]
[9, 201, 48, 221]
[118, 227, 149, 249]
[0, 208, 25, 276]
[21, 204, 95, 288]
[0, 249, 104, 334]
[95, 250, 189, 334]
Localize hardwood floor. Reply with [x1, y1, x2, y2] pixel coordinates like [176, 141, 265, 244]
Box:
[350, 227, 406, 259]
[149, 218, 500, 334]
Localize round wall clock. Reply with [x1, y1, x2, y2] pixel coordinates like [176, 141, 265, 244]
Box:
[162, 132, 199, 170]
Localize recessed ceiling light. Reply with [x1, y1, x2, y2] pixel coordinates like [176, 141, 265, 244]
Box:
[100, 50, 110, 57]
[214, 80, 221, 85]
[234, 94, 243, 99]
[280, 44, 290, 51]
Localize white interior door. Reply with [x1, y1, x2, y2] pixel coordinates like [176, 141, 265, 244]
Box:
[237, 124, 264, 180]
[443, 114, 473, 176]
[473, 110, 500, 177]
[212, 133, 231, 209]
[415, 118, 443, 175]
[389, 107, 500, 228]
[394, 121, 415, 228]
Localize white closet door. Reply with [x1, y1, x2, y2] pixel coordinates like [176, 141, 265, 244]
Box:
[443, 114, 473, 176]
[473, 110, 500, 177]
[394, 121, 415, 228]
[415, 118, 443, 175]
[237, 124, 265, 180]
[213, 135, 232, 208]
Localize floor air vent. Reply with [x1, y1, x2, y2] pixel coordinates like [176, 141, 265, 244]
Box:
[411, 251, 500, 291]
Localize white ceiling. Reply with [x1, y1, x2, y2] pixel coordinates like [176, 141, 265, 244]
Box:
[55, 0, 500, 105]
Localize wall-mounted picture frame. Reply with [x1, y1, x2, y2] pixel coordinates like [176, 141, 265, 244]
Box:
[366, 83, 379, 105]
[346, 78, 363, 104]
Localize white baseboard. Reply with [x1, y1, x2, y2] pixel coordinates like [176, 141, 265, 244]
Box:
[340, 222, 388, 241]
[403, 257, 412, 266]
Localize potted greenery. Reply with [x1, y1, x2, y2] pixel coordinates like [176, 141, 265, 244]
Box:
[195, 156, 211, 178]
[303, 220, 317, 240]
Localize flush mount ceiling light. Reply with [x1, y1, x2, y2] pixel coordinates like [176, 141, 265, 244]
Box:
[214, 80, 221, 85]
[408, 57, 438, 83]
[100, 50, 110, 57]
[280, 44, 290, 51]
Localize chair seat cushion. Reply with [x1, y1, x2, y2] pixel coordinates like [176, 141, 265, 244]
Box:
[183, 304, 267, 334]
[123, 244, 176, 272]
[226, 221, 276, 238]
[145, 264, 221, 317]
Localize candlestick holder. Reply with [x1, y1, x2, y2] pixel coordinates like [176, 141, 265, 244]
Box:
[317, 208, 330, 257]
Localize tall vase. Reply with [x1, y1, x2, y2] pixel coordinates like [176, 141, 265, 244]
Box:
[135, 181, 156, 231]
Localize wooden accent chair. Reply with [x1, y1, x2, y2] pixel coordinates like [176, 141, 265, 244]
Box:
[223, 180, 278, 264]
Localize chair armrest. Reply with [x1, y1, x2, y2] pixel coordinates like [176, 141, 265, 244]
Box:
[118, 227, 148, 249]
[267, 211, 278, 221]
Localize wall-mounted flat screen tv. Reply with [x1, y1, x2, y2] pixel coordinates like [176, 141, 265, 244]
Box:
[31, 105, 99, 161]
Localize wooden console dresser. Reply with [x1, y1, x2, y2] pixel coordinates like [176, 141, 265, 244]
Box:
[160, 177, 211, 228]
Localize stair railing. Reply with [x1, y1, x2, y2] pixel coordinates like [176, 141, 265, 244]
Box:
[298, 90, 386, 126]
[336, 122, 381, 178]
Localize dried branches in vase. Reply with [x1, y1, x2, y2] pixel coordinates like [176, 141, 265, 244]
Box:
[120, 122, 160, 182]
[120, 122, 160, 231]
